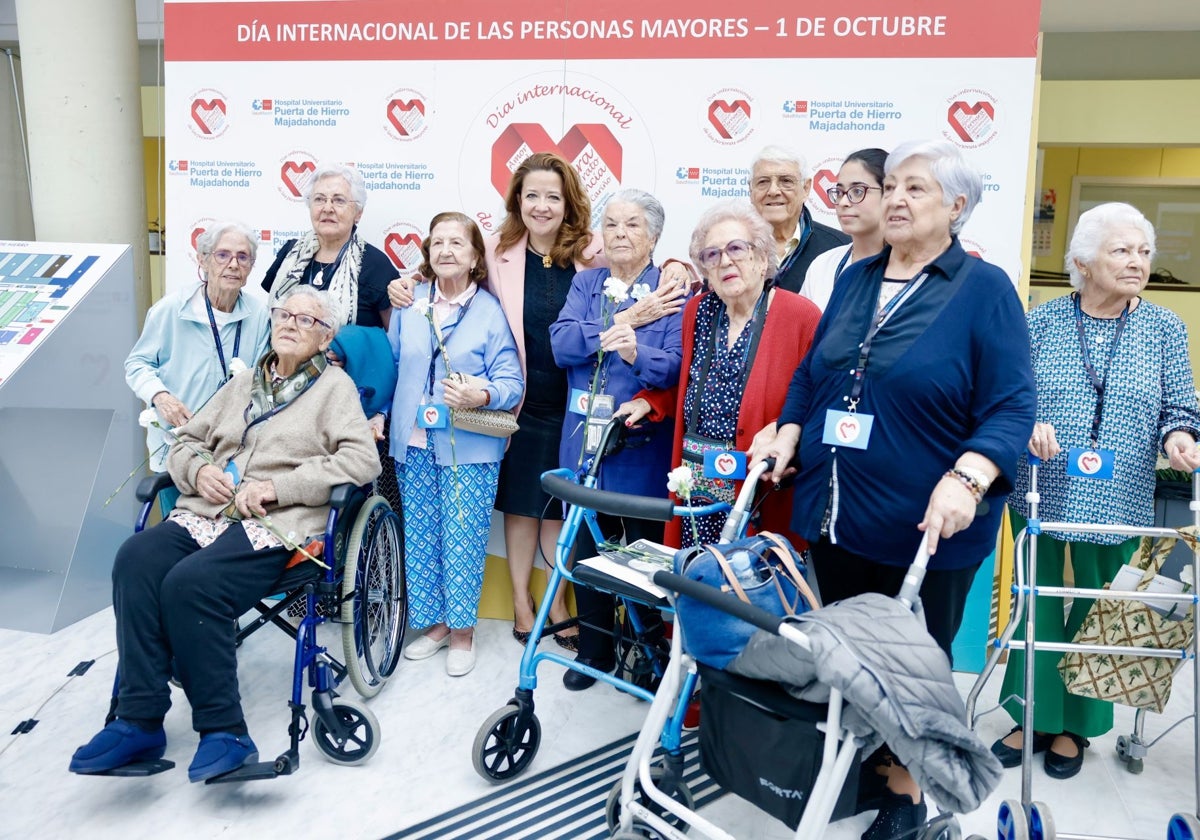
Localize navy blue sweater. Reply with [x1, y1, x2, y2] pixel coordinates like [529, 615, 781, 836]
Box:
[778, 238, 1035, 569]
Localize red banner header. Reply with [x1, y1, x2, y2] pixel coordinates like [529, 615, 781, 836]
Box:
[165, 0, 1040, 62]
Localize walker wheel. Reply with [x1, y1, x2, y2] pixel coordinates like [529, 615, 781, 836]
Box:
[916, 814, 962, 840]
[998, 800, 1030, 840]
[1116, 735, 1131, 760]
[472, 704, 541, 783]
[1168, 813, 1200, 840]
[1029, 802, 1056, 840]
[1126, 757, 1145, 774]
[605, 765, 695, 838]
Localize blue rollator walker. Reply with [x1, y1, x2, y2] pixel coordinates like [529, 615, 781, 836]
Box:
[99, 471, 407, 782]
[966, 456, 1200, 839]
[472, 417, 729, 784]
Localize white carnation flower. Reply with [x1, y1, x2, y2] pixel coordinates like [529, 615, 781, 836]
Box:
[227, 358, 248, 376]
[666, 465, 694, 499]
[412, 299, 432, 317]
[603, 277, 630, 304]
[138, 408, 159, 428]
[631, 283, 651, 302]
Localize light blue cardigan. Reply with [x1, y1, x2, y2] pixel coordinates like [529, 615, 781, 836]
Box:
[386, 285, 524, 466]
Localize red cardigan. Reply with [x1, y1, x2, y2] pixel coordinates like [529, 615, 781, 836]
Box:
[638, 288, 821, 548]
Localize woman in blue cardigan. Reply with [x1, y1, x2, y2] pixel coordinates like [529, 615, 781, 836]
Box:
[549, 188, 685, 690]
[753, 140, 1036, 840]
[386, 212, 523, 678]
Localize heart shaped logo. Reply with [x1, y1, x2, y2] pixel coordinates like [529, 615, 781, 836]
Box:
[384, 232, 423, 271]
[191, 227, 207, 252]
[490, 123, 623, 205]
[714, 453, 737, 475]
[707, 99, 752, 141]
[423, 407, 440, 425]
[836, 417, 860, 443]
[946, 100, 995, 144]
[280, 160, 317, 198]
[1079, 453, 1101, 474]
[813, 168, 838, 209]
[190, 97, 227, 137]
[387, 99, 426, 137]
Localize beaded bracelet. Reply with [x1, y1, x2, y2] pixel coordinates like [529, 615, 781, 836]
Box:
[944, 469, 984, 504]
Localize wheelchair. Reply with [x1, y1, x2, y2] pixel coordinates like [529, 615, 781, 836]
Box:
[102, 470, 407, 781]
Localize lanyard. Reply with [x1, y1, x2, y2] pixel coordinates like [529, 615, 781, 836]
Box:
[307, 236, 352, 288]
[235, 369, 319, 452]
[424, 281, 476, 397]
[846, 272, 928, 407]
[777, 222, 813, 277]
[1074, 293, 1129, 446]
[203, 286, 242, 381]
[686, 286, 770, 434]
[588, 265, 653, 395]
[833, 247, 853, 281]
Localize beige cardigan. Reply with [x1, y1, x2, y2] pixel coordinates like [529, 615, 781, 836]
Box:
[167, 363, 381, 540]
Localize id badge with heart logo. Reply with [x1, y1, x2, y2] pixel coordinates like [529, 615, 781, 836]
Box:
[703, 449, 747, 480]
[1065, 446, 1115, 480]
[417, 404, 448, 429]
[822, 409, 874, 450]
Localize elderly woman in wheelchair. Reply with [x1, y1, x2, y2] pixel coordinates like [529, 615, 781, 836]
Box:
[70, 286, 382, 783]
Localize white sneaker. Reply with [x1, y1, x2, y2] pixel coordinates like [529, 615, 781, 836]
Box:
[404, 632, 451, 660]
[446, 641, 476, 677]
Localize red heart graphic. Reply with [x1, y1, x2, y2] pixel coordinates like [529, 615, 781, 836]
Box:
[837, 419, 857, 440]
[191, 227, 206, 251]
[813, 169, 838, 208]
[946, 101, 995, 144]
[423, 407, 439, 424]
[387, 99, 426, 137]
[384, 232, 423, 270]
[280, 160, 317, 198]
[490, 123, 622, 201]
[707, 100, 751, 140]
[191, 99, 226, 135]
[1080, 453, 1100, 472]
[714, 453, 736, 474]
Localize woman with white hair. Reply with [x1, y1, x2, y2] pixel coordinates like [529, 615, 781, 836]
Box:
[993, 202, 1200, 780]
[261, 162, 397, 328]
[752, 139, 1036, 839]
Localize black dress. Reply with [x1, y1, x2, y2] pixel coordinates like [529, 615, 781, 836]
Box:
[494, 252, 575, 520]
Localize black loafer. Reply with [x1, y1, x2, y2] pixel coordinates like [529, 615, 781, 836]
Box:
[1044, 731, 1089, 780]
[861, 790, 926, 840]
[991, 725, 1054, 769]
[563, 659, 613, 692]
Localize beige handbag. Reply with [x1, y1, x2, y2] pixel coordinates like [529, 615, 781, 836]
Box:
[447, 372, 519, 439]
[1058, 528, 1197, 713]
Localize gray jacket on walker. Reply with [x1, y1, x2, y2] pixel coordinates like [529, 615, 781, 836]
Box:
[729, 592, 1002, 814]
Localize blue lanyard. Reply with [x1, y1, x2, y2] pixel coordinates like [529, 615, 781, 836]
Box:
[424, 281, 476, 397]
[588, 265, 653, 394]
[1074, 293, 1129, 446]
[306, 235, 352, 289]
[847, 272, 928, 406]
[203, 287, 242, 381]
[777, 223, 814, 277]
[833, 247, 853, 281]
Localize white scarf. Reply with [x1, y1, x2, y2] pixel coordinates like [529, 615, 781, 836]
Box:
[270, 228, 365, 326]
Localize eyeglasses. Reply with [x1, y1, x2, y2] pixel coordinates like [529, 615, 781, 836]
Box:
[826, 185, 883, 205]
[697, 239, 754, 269]
[309, 194, 354, 209]
[751, 175, 800, 193]
[270, 307, 331, 331]
[210, 249, 253, 267]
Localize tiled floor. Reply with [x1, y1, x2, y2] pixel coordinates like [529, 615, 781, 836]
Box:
[1, 607, 1195, 840]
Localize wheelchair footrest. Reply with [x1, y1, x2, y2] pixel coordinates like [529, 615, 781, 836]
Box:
[93, 758, 176, 777]
[204, 760, 282, 784]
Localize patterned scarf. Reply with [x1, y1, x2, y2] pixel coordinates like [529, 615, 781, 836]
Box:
[269, 227, 365, 327]
[247, 350, 327, 424]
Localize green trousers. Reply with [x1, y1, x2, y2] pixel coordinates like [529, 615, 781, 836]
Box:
[999, 510, 1139, 737]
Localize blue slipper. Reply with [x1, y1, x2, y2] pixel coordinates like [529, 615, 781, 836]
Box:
[188, 732, 259, 783]
[70, 719, 167, 774]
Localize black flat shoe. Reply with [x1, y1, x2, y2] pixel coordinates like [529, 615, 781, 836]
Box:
[553, 632, 579, 652]
[1044, 731, 1089, 780]
[991, 725, 1054, 769]
[861, 790, 926, 840]
[563, 658, 613, 692]
[512, 627, 531, 645]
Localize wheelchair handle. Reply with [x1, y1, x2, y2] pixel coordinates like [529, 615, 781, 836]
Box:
[652, 570, 786, 636]
[136, 471, 177, 503]
[541, 470, 676, 523]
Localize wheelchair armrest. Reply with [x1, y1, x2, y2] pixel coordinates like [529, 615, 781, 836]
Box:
[329, 483, 366, 512]
[136, 472, 178, 504]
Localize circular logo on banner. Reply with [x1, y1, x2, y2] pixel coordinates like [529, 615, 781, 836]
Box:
[807, 157, 843, 220]
[188, 88, 229, 139]
[382, 222, 426, 273]
[384, 88, 430, 141]
[701, 88, 756, 146]
[188, 216, 218, 267]
[835, 415, 862, 444]
[959, 236, 988, 260]
[943, 88, 999, 149]
[1076, 451, 1103, 475]
[277, 151, 319, 201]
[712, 452, 738, 477]
[458, 70, 655, 232]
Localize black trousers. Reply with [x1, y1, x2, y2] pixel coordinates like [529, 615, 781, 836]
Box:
[572, 513, 665, 665]
[113, 521, 290, 732]
[809, 538, 981, 661]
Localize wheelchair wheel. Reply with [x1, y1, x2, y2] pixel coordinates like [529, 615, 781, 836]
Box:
[604, 765, 695, 838]
[1169, 813, 1200, 840]
[472, 704, 541, 782]
[311, 697, 380, 765]
[341, 495, 407, 698]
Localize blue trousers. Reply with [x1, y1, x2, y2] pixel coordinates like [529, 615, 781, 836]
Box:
[398, 444, 499, 629]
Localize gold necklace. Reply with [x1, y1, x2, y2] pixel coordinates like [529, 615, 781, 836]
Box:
[529, 244, 552, 268]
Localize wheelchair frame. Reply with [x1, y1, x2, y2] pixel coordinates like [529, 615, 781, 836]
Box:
[111, 471, 407, 781]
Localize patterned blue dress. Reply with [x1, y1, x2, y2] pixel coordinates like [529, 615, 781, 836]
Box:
[1008, 293, 1200, 544]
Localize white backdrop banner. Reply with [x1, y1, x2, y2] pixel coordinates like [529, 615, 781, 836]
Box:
[164, 0, 1041, 295]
